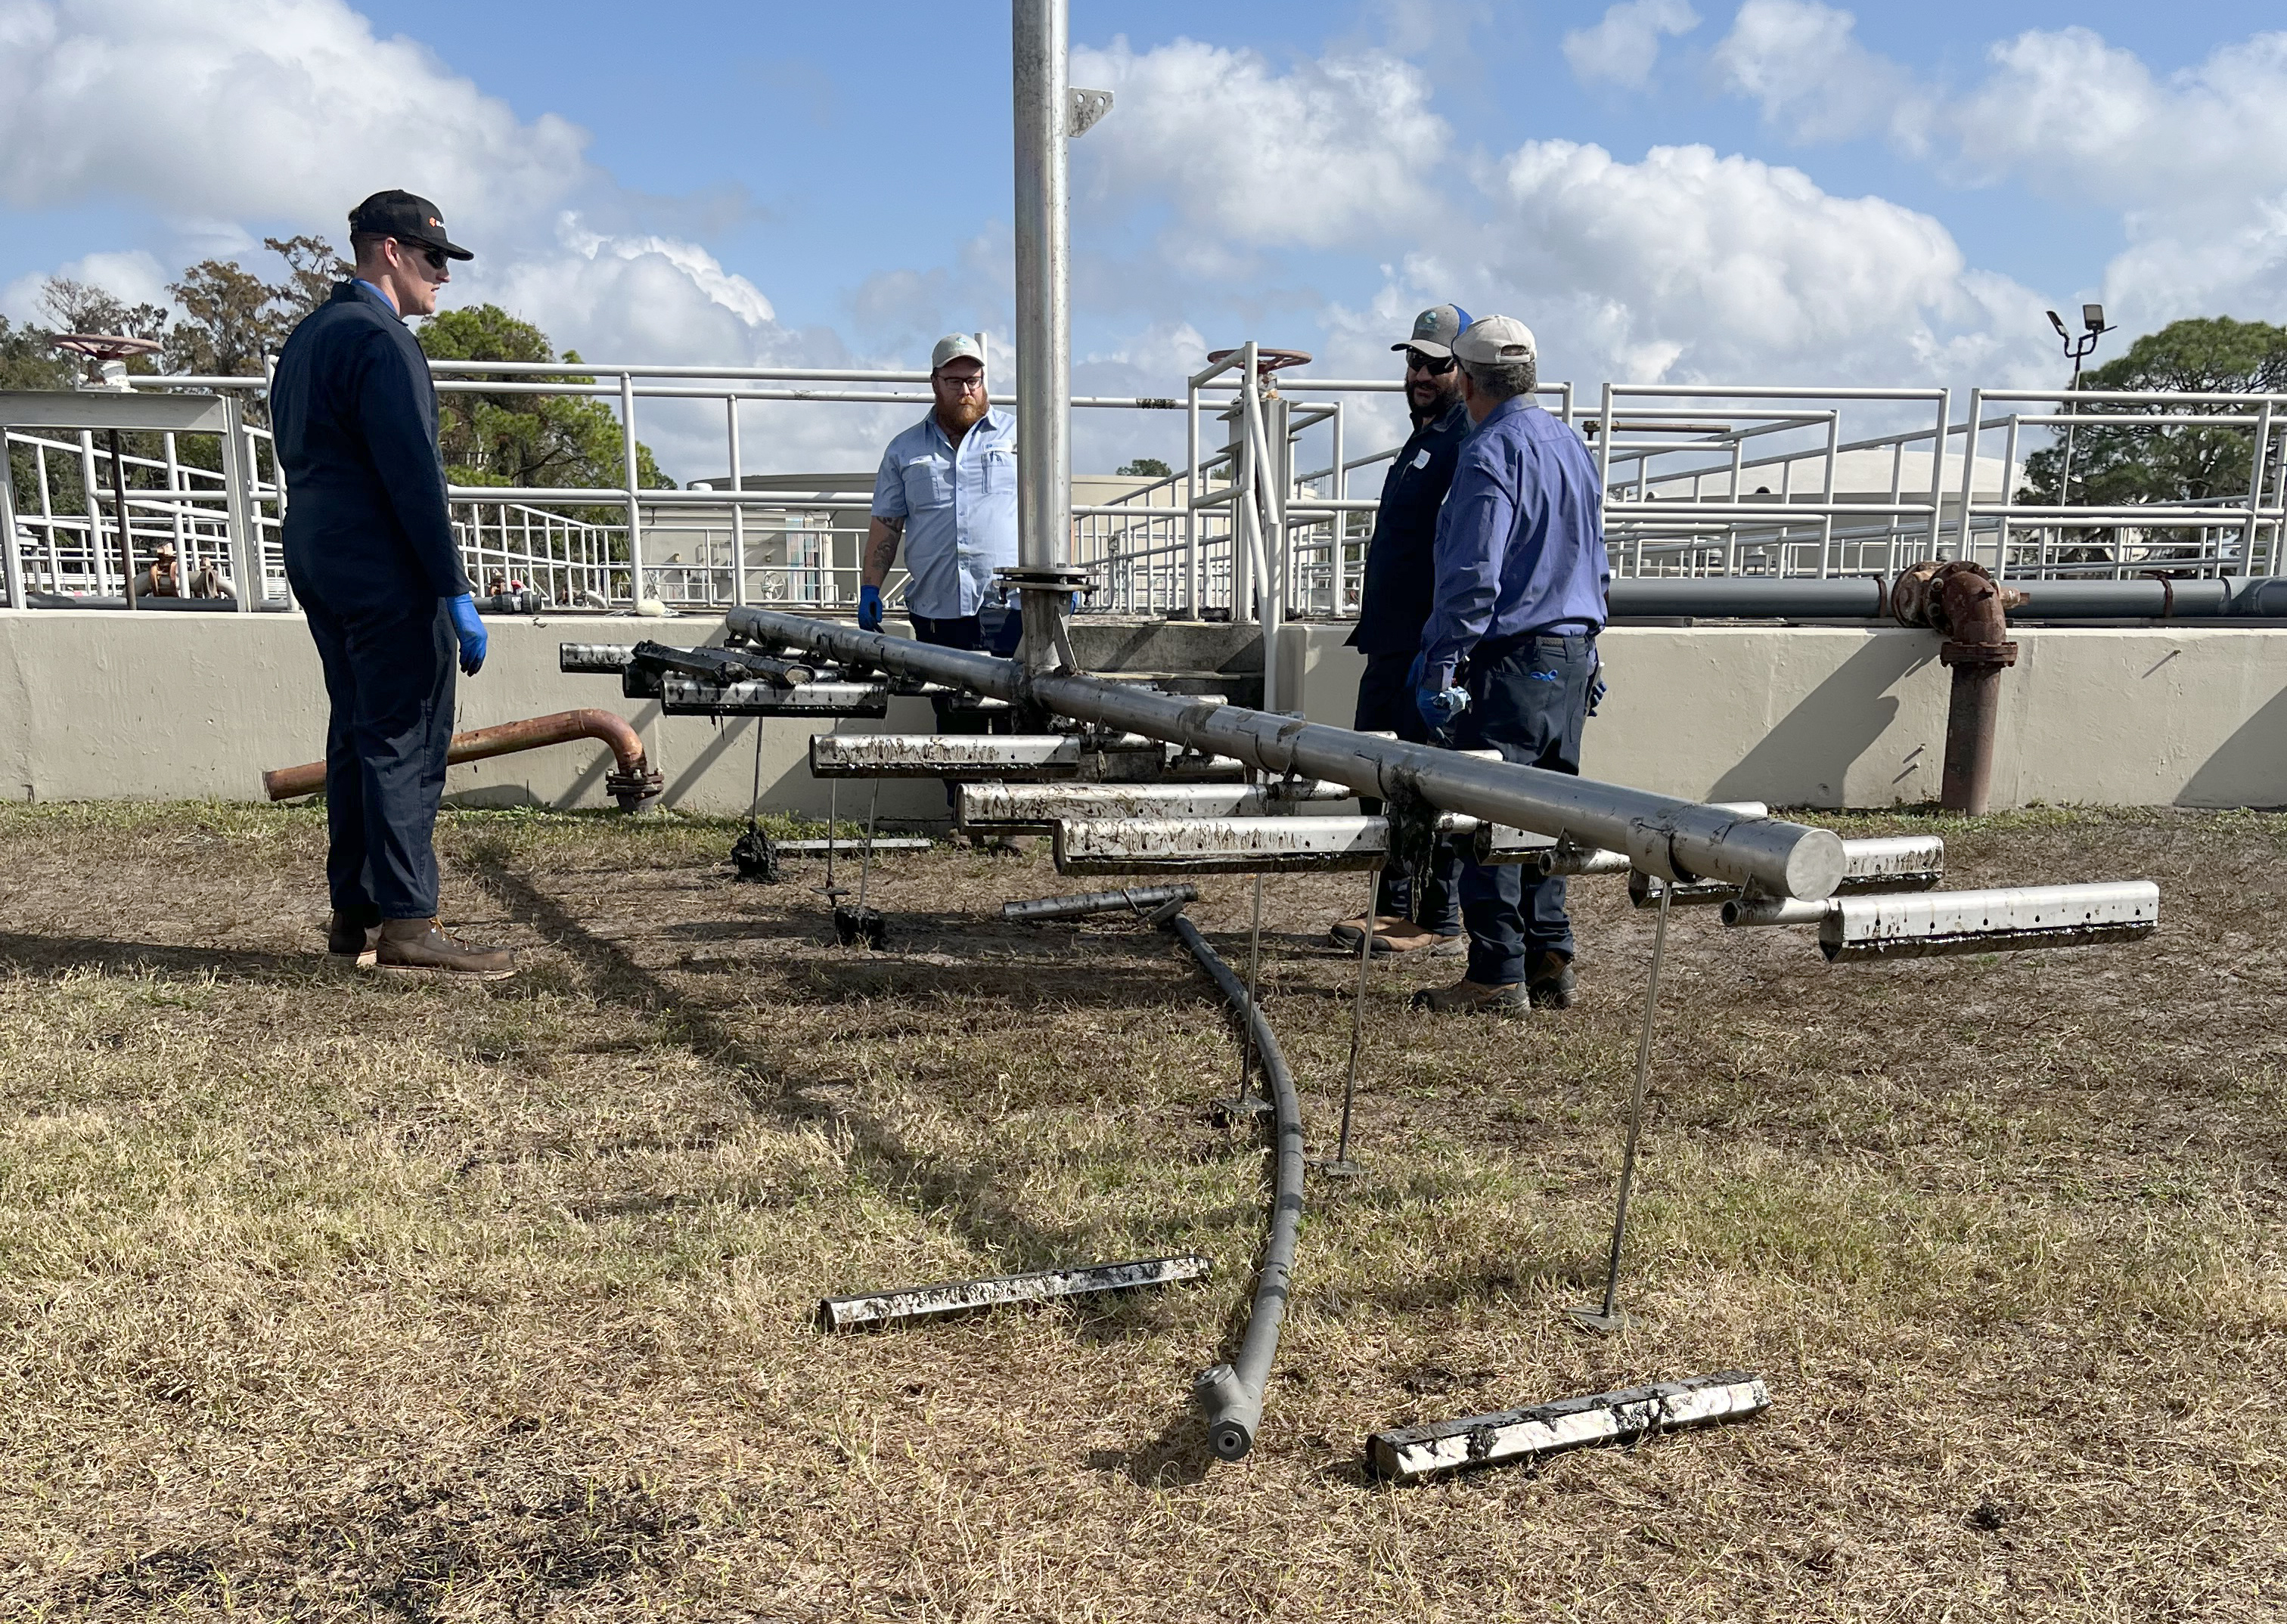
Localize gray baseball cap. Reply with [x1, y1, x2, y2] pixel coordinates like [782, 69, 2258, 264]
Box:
[1392, 303, 1472, 358]
[1451, 315, 1537, 367]
[931, 332, 985, 370]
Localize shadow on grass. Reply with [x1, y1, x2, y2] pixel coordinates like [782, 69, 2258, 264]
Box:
[1093, 1408, 1219, 1489]
[458, 843, 1170, 1275]
[0, 930, 329, 987]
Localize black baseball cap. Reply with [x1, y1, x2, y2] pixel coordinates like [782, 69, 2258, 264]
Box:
[347, 190, 473, 260]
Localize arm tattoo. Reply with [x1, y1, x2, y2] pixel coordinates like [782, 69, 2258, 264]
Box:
[863, 516, 904, 584]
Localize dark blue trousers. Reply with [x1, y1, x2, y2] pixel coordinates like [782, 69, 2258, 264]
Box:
[911, 605, 1022, 810]
[1457, 632, 1596, 986]
[1352, 648, 1461, 931]
[302, 594, 456, 921]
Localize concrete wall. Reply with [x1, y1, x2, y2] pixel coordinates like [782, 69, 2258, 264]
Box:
[1277, 621, 2287, 809]
[0, 609, 948, 822]
[5, 608, 2284, 815]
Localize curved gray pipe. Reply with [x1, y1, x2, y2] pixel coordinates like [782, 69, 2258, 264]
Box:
[1165, 912, 1303, 1463]
[727, 606, 1846, 900]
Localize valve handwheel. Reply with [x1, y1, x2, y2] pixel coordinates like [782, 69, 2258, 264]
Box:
[1206, 347, 1314, 380]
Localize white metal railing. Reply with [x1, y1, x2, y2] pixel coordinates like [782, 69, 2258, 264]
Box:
[8, 361, 2282, 615]
[2, 420, 283, 603]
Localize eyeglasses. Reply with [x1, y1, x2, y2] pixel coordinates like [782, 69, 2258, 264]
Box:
[936, 373, 986, 392]
[1405, 349, 1457, 376]
[417, 246, 447, 272]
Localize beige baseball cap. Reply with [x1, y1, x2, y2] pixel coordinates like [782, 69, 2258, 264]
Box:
[931, 333, 985, 370]
[1451, 315, 1537, 367]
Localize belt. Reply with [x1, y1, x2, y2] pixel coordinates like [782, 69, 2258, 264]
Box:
[1472, 624, 1598, 663]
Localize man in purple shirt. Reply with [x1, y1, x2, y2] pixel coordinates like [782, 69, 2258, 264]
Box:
[1410, 315, 1609, 1017]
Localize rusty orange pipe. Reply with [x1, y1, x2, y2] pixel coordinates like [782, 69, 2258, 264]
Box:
[263, 708, 663, 811]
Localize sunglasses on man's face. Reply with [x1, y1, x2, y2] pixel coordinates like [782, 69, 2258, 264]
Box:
[1405, 349, 1457, 376]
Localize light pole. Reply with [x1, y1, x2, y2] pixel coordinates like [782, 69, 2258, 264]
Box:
[2047, 302, 2115, 505]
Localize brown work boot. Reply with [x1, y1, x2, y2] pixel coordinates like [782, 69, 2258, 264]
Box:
[327, 911, 380, 967]
[374, 918, 517, 981]
[1410, 978, 1529, 1016]
[1329, 916, 1464, 957]
[1526, 950, 1578, 1009]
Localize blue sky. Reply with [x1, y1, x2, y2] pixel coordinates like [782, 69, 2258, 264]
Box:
[5, 1, 2286, 476]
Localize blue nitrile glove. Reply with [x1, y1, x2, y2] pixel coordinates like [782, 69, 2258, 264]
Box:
[448, 593, 486, 676]
[1409, 651, 1468, 736]
[858, 583, 883, 632]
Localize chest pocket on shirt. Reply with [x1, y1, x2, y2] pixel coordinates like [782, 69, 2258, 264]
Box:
[981, 448, 1014, 496]
[904, 454, 952, 510]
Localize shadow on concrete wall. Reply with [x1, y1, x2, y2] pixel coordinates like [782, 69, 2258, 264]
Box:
[1710, 635, 1933, 808]
[2178, 681, 2287, 807]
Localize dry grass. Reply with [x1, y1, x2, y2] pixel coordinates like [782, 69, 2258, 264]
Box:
[0, 798, 2282, 1621]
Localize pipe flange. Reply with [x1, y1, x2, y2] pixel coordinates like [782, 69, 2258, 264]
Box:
[1938, 637, 2019, 670]
[607, 764, 666, 813]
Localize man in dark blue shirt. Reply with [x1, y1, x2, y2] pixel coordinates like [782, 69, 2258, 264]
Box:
[1410, 315, 1609, 1017]
[1328, 304, 1472, 959]
[271, 191, 513, 979]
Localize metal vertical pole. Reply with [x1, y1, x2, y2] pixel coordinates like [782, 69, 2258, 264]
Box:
[219, 398, 258, 609]
[1595, 385, 1617, 576]
[1185, 375, 1201, 617]
[1012, 0, 1072, 671]
[78, 432, 106, 596]
[1817, 408, 1839, 579]
[1924, 388, 1950, 563]
[107, 429, 137, 609]
[726, 394, 747, 609]
[36, 438, 57, 594]
[2244, 399, 2273, 578]
[1998, 417, 2022, 579]
[0, 427, 23, 609]
[1570, 880, 1672, 1334]
[620, 371, 644, 606]
[1954, 388, 1983, 560]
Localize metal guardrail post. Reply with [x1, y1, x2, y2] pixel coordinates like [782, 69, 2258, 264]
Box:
[219, 395, 259, 609]
[0, 426, 23, 609]
[2245, 398, 2273, 578]
[1925, 387, 1950, 560]
[1953, 387, 1983, 561]
[619, 370, 643, 605]
[725, 395, 747, 608]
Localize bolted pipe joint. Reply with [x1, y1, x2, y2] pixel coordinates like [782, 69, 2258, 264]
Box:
[1894, 560, 2027, 816]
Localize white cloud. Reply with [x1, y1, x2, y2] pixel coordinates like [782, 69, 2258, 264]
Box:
[0, 247, 169, 323]
[1713, 0, 1932, 150]
[1463, 141, 2041, 384]
[464, 218, 914, 479]
[1069, 36, 1450, 252]
[1712, 10, 2287, 336]
[1563, 0, 1700, 92]
[0, 0, 589, 228]
[1956, 28, 2287, 218]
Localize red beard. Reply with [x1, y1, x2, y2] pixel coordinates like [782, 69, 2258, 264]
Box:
[937, 392, 988, 432]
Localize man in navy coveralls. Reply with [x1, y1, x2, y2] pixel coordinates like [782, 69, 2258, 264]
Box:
[1327, 302, 1472, 960]
[270, 190, 514, 979]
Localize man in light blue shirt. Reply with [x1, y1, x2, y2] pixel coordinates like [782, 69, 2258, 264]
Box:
[860, 333, 1021, 656]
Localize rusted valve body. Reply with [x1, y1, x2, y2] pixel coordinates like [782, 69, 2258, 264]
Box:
[1892, 561, 2027, 815]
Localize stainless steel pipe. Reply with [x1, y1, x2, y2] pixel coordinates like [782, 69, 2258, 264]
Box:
[1012, 0, 1072, 671]
[728, 606, 1848, 899]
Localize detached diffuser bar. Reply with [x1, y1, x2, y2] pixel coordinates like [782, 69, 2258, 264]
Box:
[1367, 1370, 1771, 1483]
[817, 1253, 1211, 1331]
